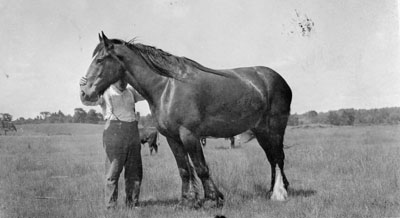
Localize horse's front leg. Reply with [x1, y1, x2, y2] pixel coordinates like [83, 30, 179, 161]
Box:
[179, 127, 224, 208]
[165, 137, 200, 207]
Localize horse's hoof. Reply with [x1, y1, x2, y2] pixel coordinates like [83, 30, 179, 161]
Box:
[269, 188, 288, 201]
[202, 199, 224, 209]
[176, 198, 202, 209]
[202, 196, 224, 209]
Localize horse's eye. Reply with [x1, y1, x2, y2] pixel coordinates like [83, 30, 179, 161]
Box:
[96, 58, 104, 64]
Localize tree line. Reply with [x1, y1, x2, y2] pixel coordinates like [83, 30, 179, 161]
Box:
[12, 108, 156, 127]
[9, 106, 400, 127]
[288, 107, 400, 126]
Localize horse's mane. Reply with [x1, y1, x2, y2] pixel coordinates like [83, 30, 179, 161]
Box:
[93, 38, 232, 81]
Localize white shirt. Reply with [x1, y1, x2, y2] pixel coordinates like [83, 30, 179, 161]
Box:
[99, 85, 142, 122]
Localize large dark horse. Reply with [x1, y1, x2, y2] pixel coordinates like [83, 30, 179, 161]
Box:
[80, 32, 292, 207]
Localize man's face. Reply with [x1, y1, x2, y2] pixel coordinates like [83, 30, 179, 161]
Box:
[114, 79, 127, 91]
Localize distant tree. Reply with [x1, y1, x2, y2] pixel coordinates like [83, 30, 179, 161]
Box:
[306, 110, 318, 118]
[305, 110, 318, 123]
[45, 110, 66, 123]
[338, 109, 355, 125]
[64, 114, 73, 123]
[40, 111, 51, 120]
[86, 109, 100, 124]
[376, 109, 390, 124]
[47, 113, 56, 123]
[327, 111, 341, 125]
[57, 110, 67, 123]
[57, 110, 65, 117]
[73, 108, 87, 123]
[388, 113, 400, 124]
[287, 114, 300, 126]
[13, 117, 25, 125]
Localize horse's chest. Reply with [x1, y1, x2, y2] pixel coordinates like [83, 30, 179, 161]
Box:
[154, 109, 179, 134]
[155, 103, 200, 134]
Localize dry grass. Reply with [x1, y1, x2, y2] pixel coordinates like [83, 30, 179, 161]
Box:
[0, 124, 399, 218]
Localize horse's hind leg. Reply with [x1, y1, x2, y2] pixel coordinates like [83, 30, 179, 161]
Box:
[165, 137, 199, 206]
[254, 115, 289, 201]
[230, 137, 235, 148]
[179, 127, 224, 208]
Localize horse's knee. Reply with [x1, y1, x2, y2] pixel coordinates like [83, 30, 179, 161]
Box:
[178, 168, 192, 181]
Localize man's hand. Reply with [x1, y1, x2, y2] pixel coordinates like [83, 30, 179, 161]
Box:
[80, 77, 88, 86]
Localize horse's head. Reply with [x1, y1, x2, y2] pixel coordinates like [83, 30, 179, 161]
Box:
[80, 32, 126, 102]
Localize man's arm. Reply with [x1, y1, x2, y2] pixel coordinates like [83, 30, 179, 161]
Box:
[128, 86, 145, 102]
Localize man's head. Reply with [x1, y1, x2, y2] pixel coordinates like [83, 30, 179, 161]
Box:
[113, 79, 128, 91]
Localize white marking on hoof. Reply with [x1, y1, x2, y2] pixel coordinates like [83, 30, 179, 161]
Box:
[270, 166, 288, 201]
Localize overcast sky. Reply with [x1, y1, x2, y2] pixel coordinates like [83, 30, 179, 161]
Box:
[0, 0, 399, 119]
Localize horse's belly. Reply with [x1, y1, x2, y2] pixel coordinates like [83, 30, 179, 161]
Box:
[200, 113, 260, 138]
[199, 92, 265, 137]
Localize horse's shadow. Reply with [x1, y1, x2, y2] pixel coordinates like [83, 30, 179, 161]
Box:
[253, 184, 317, 198]
[139, 198, 180, 207]
[139, 186, 316, 207]
[288, 188, 317, 197]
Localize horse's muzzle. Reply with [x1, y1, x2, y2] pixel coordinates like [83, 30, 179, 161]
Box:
[80, 89, 99, 103]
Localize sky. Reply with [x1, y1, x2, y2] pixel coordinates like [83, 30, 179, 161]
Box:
[0, 0, 399, 119]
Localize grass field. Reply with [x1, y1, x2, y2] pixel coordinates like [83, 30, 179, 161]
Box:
[0, 124, 399, 218]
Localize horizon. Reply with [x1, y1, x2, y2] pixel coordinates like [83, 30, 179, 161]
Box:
[9, 105, 400, 120]
[1, 0, 399, 119]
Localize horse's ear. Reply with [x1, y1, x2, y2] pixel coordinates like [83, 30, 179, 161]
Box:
[101, 31, 113, 50]
[101, 31, 108, 41]
[98, 33, 102, 42]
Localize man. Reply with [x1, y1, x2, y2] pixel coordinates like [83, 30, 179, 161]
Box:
[80, 77, 144, 209]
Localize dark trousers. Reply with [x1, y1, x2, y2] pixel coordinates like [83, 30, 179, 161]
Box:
[103, 120, 142, 208]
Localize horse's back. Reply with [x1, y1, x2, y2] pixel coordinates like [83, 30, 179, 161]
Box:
[206, 66, 292, 111]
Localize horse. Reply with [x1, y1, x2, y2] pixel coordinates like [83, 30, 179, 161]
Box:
[80, 32, 292, 207]
[139, 127, 159, 155]
[1, 121, 17, 135]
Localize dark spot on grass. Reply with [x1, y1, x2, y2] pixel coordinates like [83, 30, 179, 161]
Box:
[288, 188, 317, 197]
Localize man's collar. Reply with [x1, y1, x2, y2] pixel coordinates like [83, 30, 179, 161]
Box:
[111, 84, 126, 94]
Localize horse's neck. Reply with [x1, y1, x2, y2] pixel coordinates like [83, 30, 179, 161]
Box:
[123, 54, 168, 106]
